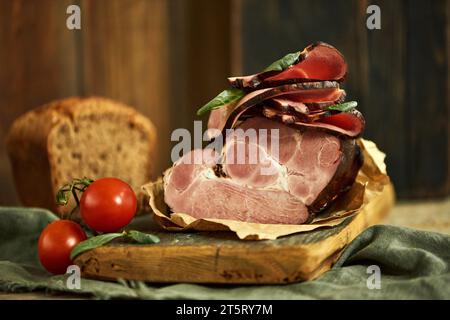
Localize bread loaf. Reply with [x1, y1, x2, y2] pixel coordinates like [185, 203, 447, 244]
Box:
[6, 97, 157, 216]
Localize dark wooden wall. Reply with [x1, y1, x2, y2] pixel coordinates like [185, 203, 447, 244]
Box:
[0, 0, 448, 206]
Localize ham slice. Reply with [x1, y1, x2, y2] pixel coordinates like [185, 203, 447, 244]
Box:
[268, 88, 346, 115]
[164, 117, 362, 224]
[270, 98, 310, 114]
[207, 81, 342, 139]
[206, 81, 363, 139]
[261, 107, 365, 138]
[228, 42, 347, 89]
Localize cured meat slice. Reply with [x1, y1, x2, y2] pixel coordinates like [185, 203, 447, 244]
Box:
[206, 81, 342, 139]
[260, 107, 365, 138]
[228, 42, 347, 89]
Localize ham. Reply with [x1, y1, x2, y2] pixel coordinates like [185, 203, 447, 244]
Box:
[207, 81, 343, 139]
[261, 107, 365, 138]
[164, 117, 362, 224]
[206, 82, 363, 139]
[167, 42, 365, 225]
[228, 42, 347, 90]
[270, 98, 310, 114]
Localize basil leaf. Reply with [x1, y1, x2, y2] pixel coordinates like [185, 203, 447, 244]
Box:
[326, 101, 358, 112]
[196, 88, 245, 116]
[263, 51, 301, 72]
[126, 230, 160, 244]
[70, 233, 124, 260]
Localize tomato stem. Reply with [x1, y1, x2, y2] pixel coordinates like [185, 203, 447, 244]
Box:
[72, 188, 80, 207]
[56, 177, 94, 207]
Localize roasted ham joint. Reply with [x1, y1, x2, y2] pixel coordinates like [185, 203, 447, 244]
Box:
[165, 42, 365, 225]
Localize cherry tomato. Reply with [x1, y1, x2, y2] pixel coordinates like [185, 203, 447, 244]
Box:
[38, 220, 87, 275]
[80, 177, 137, 232]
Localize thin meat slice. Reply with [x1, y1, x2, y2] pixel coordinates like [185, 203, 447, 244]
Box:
[228, 42, 347, 90]
[272, 88, 345, 108]
[269, 88, 346, 114]
[206, 81, 341, 139]
[271, 98, 309, 114]
[265, 43, 347, 83]
[262, 106, 326, 123]
[315, 111, 365, 136]
[260, 106, 365, 138]
[299, 110, 365, 138]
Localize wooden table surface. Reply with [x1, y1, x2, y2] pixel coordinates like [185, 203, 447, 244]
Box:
[384, 198, 450, 234]
[2, 198, 450, 300]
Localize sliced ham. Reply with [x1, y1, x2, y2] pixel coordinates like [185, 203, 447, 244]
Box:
[268, 88, 346, 114]
[164, 117, 362, 224]
[314, 110, 365, 137]
[167, 42, 365, 226]
[206, 81, 361, 139]
[262, 106, 326, 123]
[228, 42, 347, 90]
[207, 81, 342, 139]
[260, 107, 365, 138]
[271, 88, 346, 110]
[270, 98, 310, 114]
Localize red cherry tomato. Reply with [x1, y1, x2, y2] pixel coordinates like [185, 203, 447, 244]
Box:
[38, 220, 87, 275]
[80, 177, 137, 232]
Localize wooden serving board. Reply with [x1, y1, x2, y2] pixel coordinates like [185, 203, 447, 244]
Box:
[74, 183, 395, 284]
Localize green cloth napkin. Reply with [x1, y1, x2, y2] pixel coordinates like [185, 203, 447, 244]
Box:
[0, 207, 449, 299]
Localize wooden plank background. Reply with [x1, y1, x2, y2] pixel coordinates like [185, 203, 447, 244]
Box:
[0, 0, 448, 206]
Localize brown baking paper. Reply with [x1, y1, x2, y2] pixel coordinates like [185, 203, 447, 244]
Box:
[142, 139, 390, 240]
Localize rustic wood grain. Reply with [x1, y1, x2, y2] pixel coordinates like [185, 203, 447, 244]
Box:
[74, 183, 394, 284]
[364, 0, 408, 197]
[0, 0, 80, 206]
[406, 0, 449, 197]
[168, 0, 232, 137]
[80, 0, 170, 175]
[230, 0, 243, 75]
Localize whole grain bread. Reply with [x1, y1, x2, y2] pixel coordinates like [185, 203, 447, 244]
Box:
[6, 97, 157, 216]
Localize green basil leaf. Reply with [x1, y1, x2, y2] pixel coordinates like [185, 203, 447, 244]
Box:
[70, 233, 124, 260]
[326, 101, 358, 112]
[126, 230, 160, 244]
[263, 51, 301, 72]
[196, 88, 245, 116]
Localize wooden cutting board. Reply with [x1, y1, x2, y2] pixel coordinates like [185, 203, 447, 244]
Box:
[74, 183, 395, 284]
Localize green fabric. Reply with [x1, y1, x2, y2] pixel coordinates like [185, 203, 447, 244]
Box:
[0, 207, 449, 299]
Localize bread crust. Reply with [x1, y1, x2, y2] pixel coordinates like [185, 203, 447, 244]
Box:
[6, 97, 157, 215]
